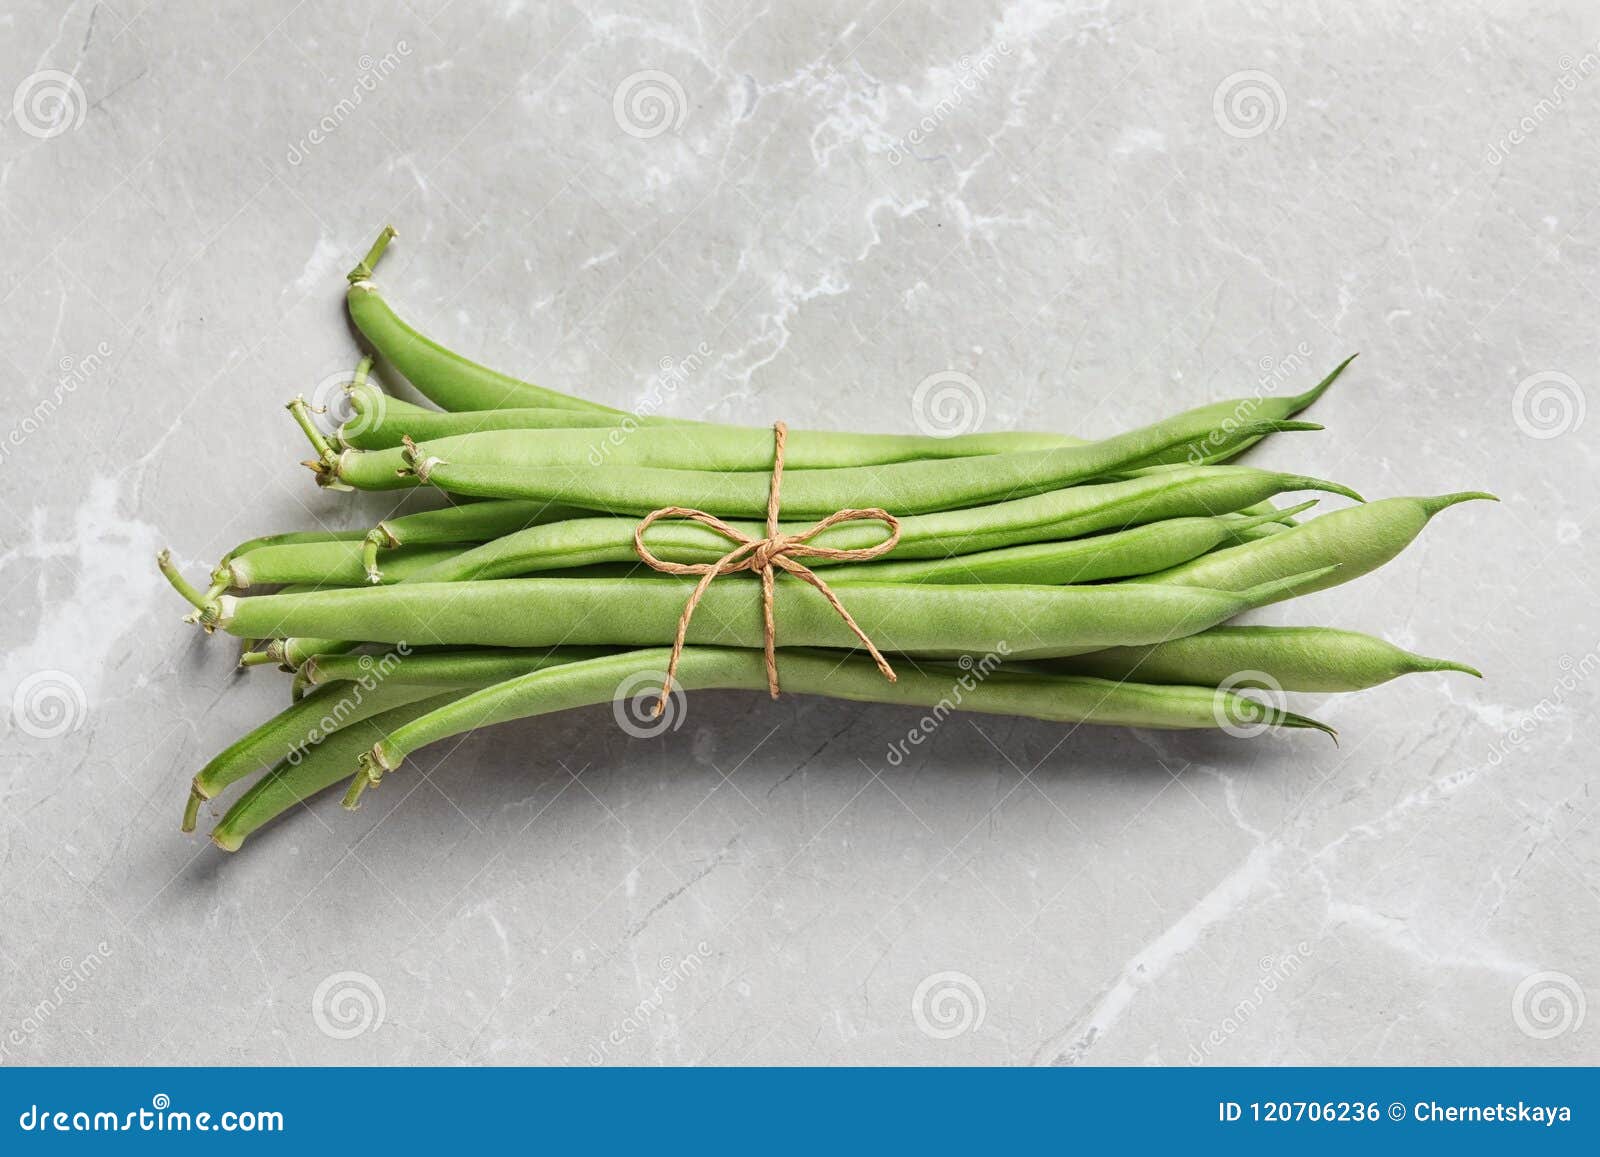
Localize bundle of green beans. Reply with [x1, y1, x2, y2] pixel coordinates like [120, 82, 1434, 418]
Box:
[158, 226, 1492, 852]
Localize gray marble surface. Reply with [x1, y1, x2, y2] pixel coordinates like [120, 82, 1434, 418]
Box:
[1, 0, 1595, 1066]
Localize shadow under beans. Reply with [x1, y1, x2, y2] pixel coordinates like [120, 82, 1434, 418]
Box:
[169, 687, 1305, 879]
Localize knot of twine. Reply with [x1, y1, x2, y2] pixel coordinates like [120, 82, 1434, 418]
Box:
[633, 421, 901, 715]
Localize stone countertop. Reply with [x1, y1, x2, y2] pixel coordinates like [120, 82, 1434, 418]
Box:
[0, 0, 1594, 1065]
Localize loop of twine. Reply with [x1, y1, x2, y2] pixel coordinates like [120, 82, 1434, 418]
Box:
[633, 421, 901, 715]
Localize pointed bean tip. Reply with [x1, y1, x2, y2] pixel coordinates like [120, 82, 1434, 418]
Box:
[1430, 658, 1484, 679]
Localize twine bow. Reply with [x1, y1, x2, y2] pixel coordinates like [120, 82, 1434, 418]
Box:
[633, 421, 901, 715]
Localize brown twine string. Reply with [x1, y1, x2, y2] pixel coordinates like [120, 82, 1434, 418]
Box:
[633, 421, 901, 716]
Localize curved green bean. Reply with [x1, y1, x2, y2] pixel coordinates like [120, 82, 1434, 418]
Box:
[361, 497, 590, 582]
[182, 674, 441, 832]
[1129, 492, 1497, 600]
[1045, 625, 1481, 691]
[210, 692, 463, 851]
[348, 647, 1335, 804]
[346, 228, 622, 416]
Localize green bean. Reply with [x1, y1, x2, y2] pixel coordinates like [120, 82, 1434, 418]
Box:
[400, 469, 1352, 583]
[1044, 625, 1481, 691]
[182, 673, 442, 832]
[344, 231, 1350, 461]
[347, 647, 1335, 804]
[210, 692, 464, 851]
[217, 540, 462, 590]
[831, 504, 1316, 586]
[1129, 492, 1497, 600]
[361, 497, 590, 582]
[318, 418, 1323, 518]
[1132, 354, 1356, 466]
[297, 646, 619, 694]
[336, 377, 1076, 459]
[202, 568, 1334, 660]
[346, 227, 623, 416]
[218, 528, 367, 564]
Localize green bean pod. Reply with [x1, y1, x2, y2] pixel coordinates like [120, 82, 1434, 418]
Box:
[348, 647, 1335, 804]
[203, 568, 1333, 660]
[1132, 354, 1356, 466]
[322, 418, 1324, 517]
[362, 497, 590, 582]
[337, 379, 1077, 459]
[1044, 625, 1481, 691]
[218, 541, 463, 590]
[346, 228, 622, 416]
[210, 692, 465, 851]
[400, 469, 1351, 583]
[832, 504, 1316, 586]
[1129, 492, 1497, 600]
[297, 646, 619, 693]
[183, 674, 442, 831]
